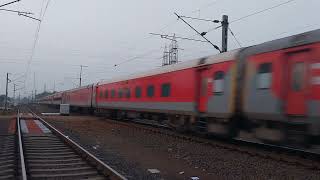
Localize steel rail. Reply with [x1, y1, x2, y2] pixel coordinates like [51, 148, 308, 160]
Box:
[29, 110, 127, 180]
[17, 109, 28, 180]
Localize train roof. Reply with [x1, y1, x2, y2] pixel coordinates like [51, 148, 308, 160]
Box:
[97, 49, 240, 85]
[243, 29, 320, 56]
[62, 84, 94, 93]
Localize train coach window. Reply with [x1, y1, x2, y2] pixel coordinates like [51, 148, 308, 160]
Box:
[99, 91, 103, 98]
[135, 87, 142, 98]
[214, 71, 225, 94]
[105, 90, 108, 98]
[257, 63, 272, 89]
[147, 85, 155, 97]
[125, 88, 131, 98]
[111, 89, 116, 98]
[118, 89, 123, 98]
[161, 83, 171, 97]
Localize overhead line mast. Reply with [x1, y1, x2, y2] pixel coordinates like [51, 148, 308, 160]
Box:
[174, 12, 222, 53]
[79, 65, 88, 87]
[175, 13, 229, 53]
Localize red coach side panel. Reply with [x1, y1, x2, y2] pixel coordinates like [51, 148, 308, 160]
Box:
[63, 85, 93, 108]
[242, 30, 320, 123]
[96, 68, 197, 115]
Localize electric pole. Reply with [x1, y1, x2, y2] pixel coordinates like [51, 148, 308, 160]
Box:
[13, 84, 17, 106]
[221, 15, 229, 52]
[33, 72, 36, 102]
[4, 73, 10, 111]
[79, 65, 88, 87]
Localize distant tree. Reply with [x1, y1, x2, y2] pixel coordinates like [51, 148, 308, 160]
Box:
[0, 95, 13, 107]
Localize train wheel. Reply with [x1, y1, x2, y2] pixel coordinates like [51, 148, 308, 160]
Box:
[168, 115, 190, 133]
[227, 119, 239, 139]
[284, 128, 311, 149]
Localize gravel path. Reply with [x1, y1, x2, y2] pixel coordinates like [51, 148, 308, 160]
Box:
[44, 115, 320, 180]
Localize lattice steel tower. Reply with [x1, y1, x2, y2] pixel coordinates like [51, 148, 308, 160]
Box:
[162, 34, 179, 66]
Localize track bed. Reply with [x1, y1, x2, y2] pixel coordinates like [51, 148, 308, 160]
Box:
[43, 115, 320, 180]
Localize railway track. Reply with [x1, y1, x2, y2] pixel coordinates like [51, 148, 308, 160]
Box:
[0, 135, 16, 179]
[1, 108, 127, 180]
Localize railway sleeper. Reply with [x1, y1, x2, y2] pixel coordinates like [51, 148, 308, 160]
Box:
[0, 169, 14, 177]
[27, 158, 84, 164]
[0, 174, 15, 180]
[26, 151, 76, 156]
[29, 166, 95, 174]
[29, 171, 105, 180]
[0, 155, 15, 161]
[28, 161, 87, 168]
[0, 160, 14, 166]
[24, 144, 69, 149]
[25, 148, 74, 153]
[26, 154, 80, 159]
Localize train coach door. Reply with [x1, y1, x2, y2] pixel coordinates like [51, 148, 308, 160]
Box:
[197, 68, 209, 112]
[285, 51, 310, 116]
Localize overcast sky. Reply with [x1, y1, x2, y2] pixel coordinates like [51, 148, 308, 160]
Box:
[0, 0, 319, 98]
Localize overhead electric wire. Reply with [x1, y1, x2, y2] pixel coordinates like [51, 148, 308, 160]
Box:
[18, 13, 41, 21]
[175, 12, 222, 52]
[179, 15, 220, 23]
[0, 8, 32, 14]
[228, 27, 242, 47]
[23, 0, 51, 89]
[232, 0, 296, 24]
[114, 48, 162, 67]
[207, 0, 297, 32]
[0, 0, 20, 8]
[150, 33, 207, 43]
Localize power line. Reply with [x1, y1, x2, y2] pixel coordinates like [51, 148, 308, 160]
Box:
[208, 0, 297, 32]
[23, 0, 51, 88]
[114, 48, 162, 67]
[228, 27, 242, 47]
[0, 8, 33, 14]
[0, 0, 20, 8]
[42, 0, 51, 19]
[178, 15, 220, 23]
[150, 33, 207, 43]
[174, 12, 221, 52]
[18, 13, 41, 21]
[232, 0, 296, 24]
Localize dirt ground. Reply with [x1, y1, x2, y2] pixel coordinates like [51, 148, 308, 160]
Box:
[42, 115, 320, 180]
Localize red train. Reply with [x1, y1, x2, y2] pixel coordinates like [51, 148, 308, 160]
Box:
[40, 29, 320, 146]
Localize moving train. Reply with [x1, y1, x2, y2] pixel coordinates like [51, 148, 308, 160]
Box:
[40, 29, 320, 146]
